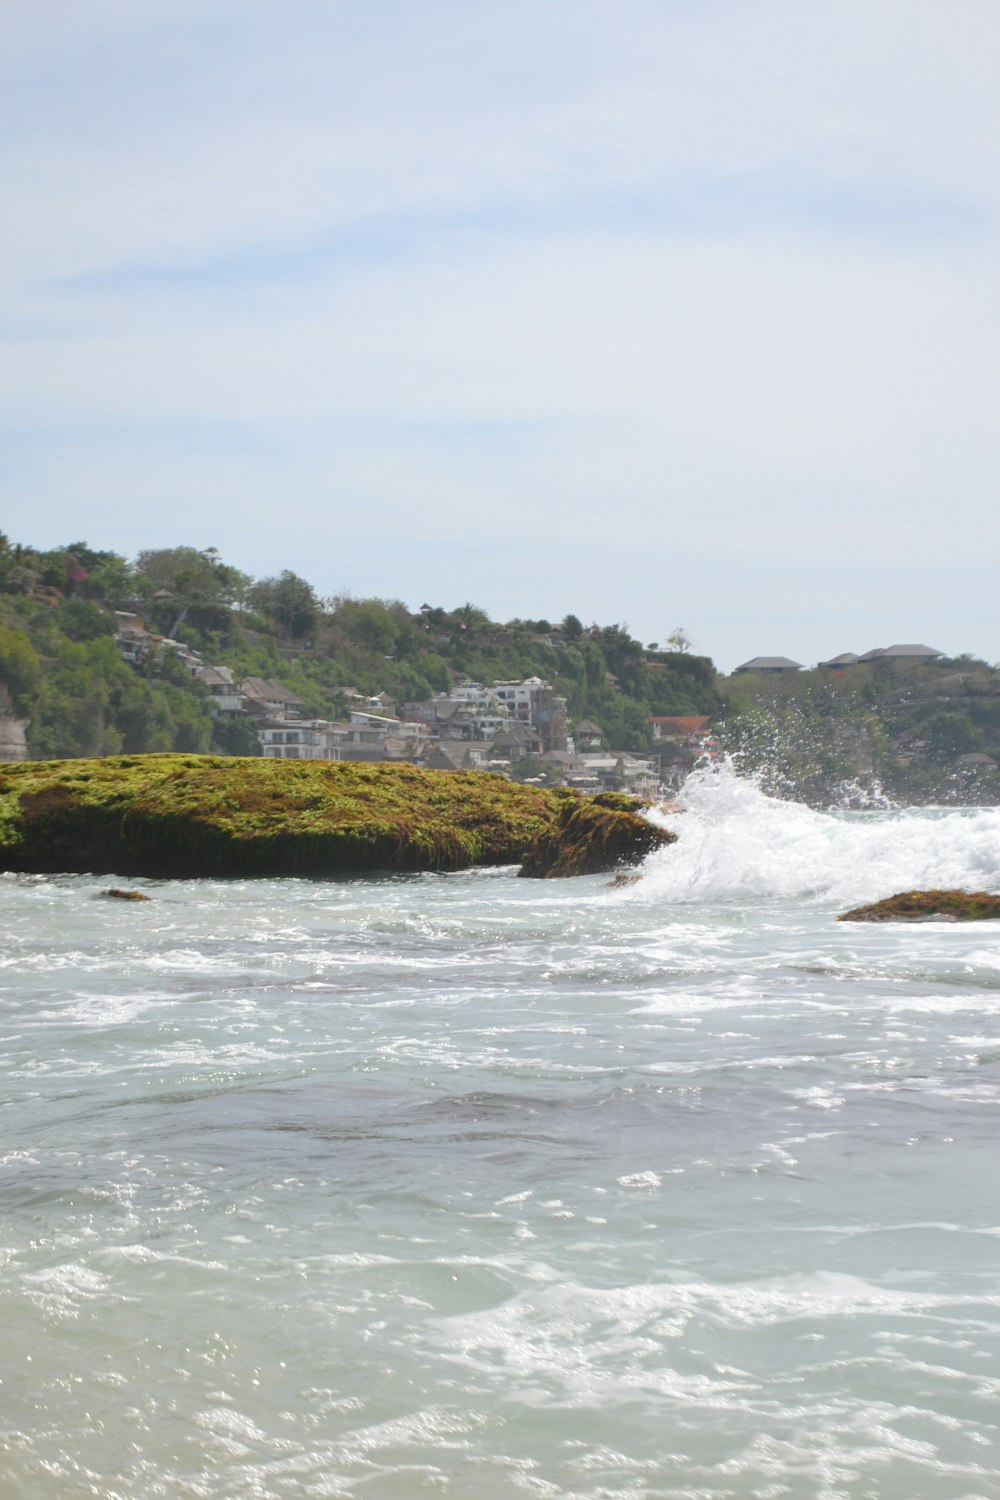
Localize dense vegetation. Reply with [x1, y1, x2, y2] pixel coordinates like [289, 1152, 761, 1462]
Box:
[0, 755, 670, 878]
[0, 535, 720, 759]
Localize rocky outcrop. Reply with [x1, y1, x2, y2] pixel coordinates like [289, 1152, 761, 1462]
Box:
[0, 685, 28, 762]
[838, 889, 1000, 922]
[517, 791, 675, 878]
[0, 755, 672, 880]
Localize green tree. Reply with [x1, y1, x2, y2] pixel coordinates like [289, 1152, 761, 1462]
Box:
[0, 624, 41, 710]
[249, 571, 319, 640]
[925, 711, 984, 760]
[211, 713, 263, 756]
[56, 598, 115, 643]
[136, 546, 251, 635]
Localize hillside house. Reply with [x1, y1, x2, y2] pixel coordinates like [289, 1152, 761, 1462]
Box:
[857, 644, 944, 663]
[420, 744, 472, 772]
[196, 665, 243, 714]
[349, 710, 402, 737]
[575, 719, 603, 751]
[405, 698, 478, 741]
[449, 683, 511, 740]
[114, 611, 152, 664]
[818, 653, 861, 669]
[733, 656, 803, 674]
[492, 676, 568, 752]
[259, 721, 341, 760]
[241, 677, 305, 720]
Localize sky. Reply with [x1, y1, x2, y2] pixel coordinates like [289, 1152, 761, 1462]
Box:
[2, 0, 998, 672]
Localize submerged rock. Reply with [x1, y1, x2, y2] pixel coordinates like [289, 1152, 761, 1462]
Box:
[838, 889, 1000, 922]
[99, 888, 151, 902]
[0, 755, 674, 880]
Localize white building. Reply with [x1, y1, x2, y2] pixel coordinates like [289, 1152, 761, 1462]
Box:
[259, 721, 342, 760]
[493, 676, 568, 751]
[444, 684, 510, 740]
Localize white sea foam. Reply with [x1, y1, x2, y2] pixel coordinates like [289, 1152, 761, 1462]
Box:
[644, 762, 1000, 905]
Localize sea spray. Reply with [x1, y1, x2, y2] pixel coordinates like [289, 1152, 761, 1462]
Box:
[644, 760, 1000, 906]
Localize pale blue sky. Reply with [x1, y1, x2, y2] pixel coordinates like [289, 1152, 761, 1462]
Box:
[3, 0, 998, 669]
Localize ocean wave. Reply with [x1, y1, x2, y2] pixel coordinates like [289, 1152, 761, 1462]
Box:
[642, 763, 1000, 906]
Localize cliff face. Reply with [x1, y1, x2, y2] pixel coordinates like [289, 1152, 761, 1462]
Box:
[0, 685, 28, 762]
[0, 755, 671, 879]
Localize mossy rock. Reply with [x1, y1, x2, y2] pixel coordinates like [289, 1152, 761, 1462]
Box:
[590, 792, 645, 813]
[838, 888, 1000, 922]
[0, 754, 674, 881]
[517, 795, 675, 879]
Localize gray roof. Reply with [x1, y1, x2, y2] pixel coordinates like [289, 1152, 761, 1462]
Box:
[858, 644, 944, 662]
[196, 665, 235, 686]
[421, 745, 467, 770]
[819, 652, 860, 667]
[407, 700, 463, 722]
[734, 656, 803, 672]
[241, 675, 304, 703]
[881, 643, 945, 658]
[490, 723, 540, 748]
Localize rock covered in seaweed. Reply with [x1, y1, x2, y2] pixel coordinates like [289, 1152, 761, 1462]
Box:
[0, 755, 675, 881]
[838, 889, 1000, 922]
[516, 791, 675, 879]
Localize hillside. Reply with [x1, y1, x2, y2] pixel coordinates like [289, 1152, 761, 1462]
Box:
[0, 536, 719, 762]
[2, 535, 997, 806]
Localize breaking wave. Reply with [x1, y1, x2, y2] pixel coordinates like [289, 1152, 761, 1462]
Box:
[645, 761, 1000, 906]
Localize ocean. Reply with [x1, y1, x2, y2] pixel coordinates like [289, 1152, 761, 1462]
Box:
[2, 766, 999, 1498]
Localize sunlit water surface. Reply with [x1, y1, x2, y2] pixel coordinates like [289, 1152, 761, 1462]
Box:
[2, 768, 999, 1498]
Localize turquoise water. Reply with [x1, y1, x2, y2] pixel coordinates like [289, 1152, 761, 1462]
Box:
[2, 771, 999, 1497]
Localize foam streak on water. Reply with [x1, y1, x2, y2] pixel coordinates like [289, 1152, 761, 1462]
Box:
[1, 768, 999, 1498]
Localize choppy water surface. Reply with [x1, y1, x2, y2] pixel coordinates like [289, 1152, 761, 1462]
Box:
[2, 769, 999, 1498]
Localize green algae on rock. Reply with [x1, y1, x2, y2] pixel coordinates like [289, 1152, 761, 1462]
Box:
[838, 889, 1000, 922]
[0, 755, 671, 880]
[517, 791, 676, 879]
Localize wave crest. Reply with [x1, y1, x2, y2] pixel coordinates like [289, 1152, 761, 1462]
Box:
[644, 761, 1000, 905]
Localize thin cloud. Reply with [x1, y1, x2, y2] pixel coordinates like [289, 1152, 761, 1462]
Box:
[2, 0, 998, 668]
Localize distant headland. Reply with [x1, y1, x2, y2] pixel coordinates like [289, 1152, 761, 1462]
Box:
[1, 536, 997, 807]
